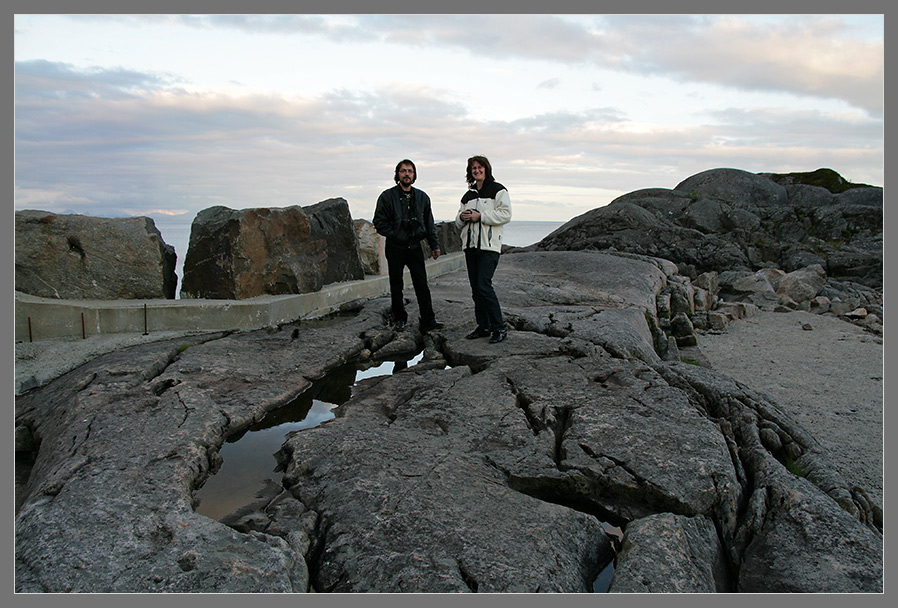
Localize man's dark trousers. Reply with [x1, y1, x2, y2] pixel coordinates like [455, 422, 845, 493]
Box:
[386, 243, 435, 324]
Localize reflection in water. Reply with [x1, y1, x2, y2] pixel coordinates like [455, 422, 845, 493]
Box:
[593, 523, 624, 592]
[593, 562, 614, 592]
[195, 350, 623, 593]
[194, 352, 423, 520]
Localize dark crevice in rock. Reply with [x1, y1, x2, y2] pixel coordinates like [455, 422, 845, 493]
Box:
[577, 445, 697, 520]
[457, 561, 479, 592]
[591, 369, 631, 389]
[149, 377, 179, 396]
[142, 331, 233, 385]
[549, 406, 573, 466]
[306, 513, 340, 593]
[505, 377, 544, 436]
[492, 452, 633, 531]
[730, 485, 770, 568]
[15, 424, 39, 514]
[505, 312, 573, 338]
[662, 362, 857, 514]
[850, 487, 883, 531]
[175, 393, 193, 428]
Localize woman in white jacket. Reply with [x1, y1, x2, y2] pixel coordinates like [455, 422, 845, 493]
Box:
[455, 155, 512, 343]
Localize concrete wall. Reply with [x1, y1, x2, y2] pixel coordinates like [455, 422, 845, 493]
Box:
[16, 253, 465, 343]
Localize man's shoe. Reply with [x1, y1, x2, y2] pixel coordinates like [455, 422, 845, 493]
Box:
[421, 319, 444, 332]
[465, 327, 490, 340]
[395, 320, 407, 331]
[489, 329, 507, 344]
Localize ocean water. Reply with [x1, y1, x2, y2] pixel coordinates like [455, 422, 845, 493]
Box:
[152, 217, 566, 298]
[501, 220, 566, 248]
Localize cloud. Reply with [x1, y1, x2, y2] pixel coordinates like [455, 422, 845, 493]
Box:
[14, 59, 176, 100]
[373, 14, 600, 62]
[593, 15, 884, 116]
[315, 14, 884, 115]
[14, 58, 884, 224]
[49, 14, 883, 116]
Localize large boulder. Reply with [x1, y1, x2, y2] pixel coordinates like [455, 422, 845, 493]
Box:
[353, 219, 387, 276]
[532, 193, 752, 276]
[15, 210, 176, 300]
[424, 221, 463, 256]
[180, 205, 327, 299]
[609, 513, 729, 593]
[675, 168, 790, 208]
[535, 168, 882, 289]
[776, 264, 826, 303]
[303, 198, 364, 285]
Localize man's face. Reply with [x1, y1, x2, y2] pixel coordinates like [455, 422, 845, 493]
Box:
[398, 164, 415, 187]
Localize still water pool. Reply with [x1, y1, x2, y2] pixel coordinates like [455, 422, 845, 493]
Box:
[194, 352, 423, 520]
[192, 349, 620, 592]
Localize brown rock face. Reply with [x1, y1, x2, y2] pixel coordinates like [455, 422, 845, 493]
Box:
[15, 210, 176, 300]
[180, 205, 327, 300]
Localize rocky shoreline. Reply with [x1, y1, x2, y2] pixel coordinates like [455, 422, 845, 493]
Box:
[15, 250, 883, 593]
[15, 167, 883, 593]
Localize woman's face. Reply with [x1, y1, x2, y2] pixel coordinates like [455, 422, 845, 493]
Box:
[470, 161, 486, 182]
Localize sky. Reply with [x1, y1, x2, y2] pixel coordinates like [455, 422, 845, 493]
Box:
[13, 12, 884, 226]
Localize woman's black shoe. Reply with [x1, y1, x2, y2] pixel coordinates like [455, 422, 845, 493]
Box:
[465, 327, 490, 340]
[489, 329, 507, 343]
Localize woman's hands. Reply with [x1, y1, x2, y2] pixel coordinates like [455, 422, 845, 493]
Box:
[460, 209, 481, 223]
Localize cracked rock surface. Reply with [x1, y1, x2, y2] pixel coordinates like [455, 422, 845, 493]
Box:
[15, 251, 882, 592]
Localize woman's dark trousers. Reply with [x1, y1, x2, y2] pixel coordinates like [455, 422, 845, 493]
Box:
[464, 248, 504, 332]
[386, 243, 436, 324]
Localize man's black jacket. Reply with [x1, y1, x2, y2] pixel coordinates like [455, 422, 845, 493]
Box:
[373, 185, 440, 250]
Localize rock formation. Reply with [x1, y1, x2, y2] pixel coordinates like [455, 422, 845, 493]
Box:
[180, 205, 328, 299]
[304, 198, 365, 285]
[423, 220, 463, 257]
[530, 168, 882, 290]
[180, 200, 371, 299]
[15, 250, 882, 593]
[353, 219, 387, 275]
[15, 210, 176, 300]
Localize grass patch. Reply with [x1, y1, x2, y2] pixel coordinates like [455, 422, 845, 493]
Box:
[768, 168, 874, 193]
[784, 455, 808, 478]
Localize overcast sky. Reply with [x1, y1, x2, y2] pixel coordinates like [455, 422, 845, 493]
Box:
[13, 12, 884, 224]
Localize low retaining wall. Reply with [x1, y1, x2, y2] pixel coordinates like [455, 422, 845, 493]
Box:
[16, 253, 465, 342]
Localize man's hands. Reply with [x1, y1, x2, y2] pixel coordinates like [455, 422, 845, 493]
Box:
[432, 248, 441, 259]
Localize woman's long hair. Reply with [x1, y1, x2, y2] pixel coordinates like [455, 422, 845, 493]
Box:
[466, 155, 494, 188]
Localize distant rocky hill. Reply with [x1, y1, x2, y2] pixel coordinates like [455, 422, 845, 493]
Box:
[527, 167, 882, 290]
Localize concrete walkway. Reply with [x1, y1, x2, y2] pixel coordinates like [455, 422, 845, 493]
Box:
[15, 252, 465, 343]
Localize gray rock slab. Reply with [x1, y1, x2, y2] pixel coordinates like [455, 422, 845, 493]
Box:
[15, 250, 882, 593]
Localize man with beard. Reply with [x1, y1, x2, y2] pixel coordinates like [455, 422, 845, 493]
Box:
[373, 159, 444, 332]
